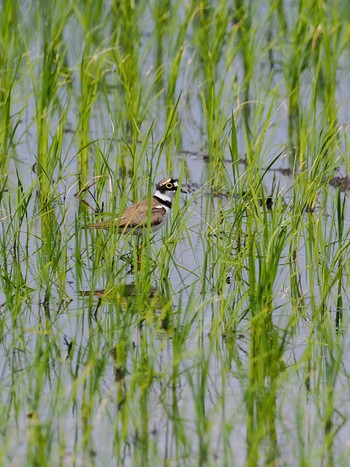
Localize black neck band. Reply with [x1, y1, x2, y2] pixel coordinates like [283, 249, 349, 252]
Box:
[153, 195, 172, 209]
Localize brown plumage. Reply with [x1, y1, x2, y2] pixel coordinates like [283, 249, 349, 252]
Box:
[87, 197, 168, 233]
[86, 178, 181, 234]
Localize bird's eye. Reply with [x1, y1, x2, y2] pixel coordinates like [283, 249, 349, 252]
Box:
[166, 182, 173, 189]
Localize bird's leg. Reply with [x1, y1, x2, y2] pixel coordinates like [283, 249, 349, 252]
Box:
[137, 235, 142, 272]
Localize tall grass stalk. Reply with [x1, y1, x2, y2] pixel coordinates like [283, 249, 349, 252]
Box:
[0, 0, 21, 174]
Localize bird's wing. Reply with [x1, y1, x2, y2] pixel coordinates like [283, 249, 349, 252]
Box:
[118, 201, 149, 228]
[87, 200, 150, 230]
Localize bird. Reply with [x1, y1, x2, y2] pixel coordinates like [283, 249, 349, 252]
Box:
[87, 178, 184, 234]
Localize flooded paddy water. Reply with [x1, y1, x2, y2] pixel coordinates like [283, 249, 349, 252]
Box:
[1, 1, 350, 465]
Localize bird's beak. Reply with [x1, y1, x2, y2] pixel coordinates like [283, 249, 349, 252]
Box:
[180, 187, 188, 193]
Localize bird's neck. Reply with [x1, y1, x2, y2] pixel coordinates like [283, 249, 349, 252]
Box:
[153, 190, 173, 209]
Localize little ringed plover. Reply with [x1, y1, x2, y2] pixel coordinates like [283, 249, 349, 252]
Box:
[87, 178, 184, 234]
